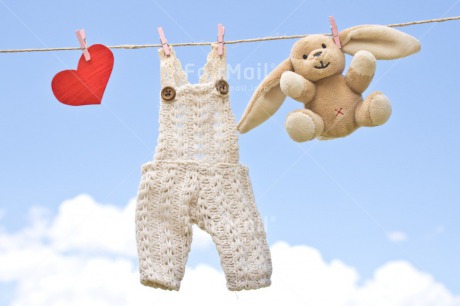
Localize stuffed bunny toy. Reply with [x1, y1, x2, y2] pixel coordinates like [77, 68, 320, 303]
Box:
[237, 25, 421, 142]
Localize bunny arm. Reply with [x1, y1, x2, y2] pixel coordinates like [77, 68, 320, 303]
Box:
[345, 50, 376, 94]
[280, 71, 316, 104]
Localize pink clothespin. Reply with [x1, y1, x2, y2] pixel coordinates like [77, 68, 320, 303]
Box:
[329, 16, 341, 49]
[157, 26, 170, 56]
[217, 24, 225, 56]
[75, 29, 91, 61]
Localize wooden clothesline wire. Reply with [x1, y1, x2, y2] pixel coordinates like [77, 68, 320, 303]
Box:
[0, 15, 459, 54]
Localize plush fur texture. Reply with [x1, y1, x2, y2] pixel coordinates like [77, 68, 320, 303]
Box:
[237, 25, 421, 142]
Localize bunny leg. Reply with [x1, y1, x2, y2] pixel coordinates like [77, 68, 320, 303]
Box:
[355, 92, 392, 127]
[345, 50, 376, 94]
[285, 109, 324, 142]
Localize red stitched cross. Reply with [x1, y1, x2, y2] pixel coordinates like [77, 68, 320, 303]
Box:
[335, 108, 344, 116]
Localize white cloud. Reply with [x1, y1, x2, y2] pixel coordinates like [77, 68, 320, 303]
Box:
[191, 224, 213, 250]
[386, 231, 408, 242]
[354, 261, 460, 306]
[47, 194, 137, 257]
[45, 194, 212, 255]
[0, 195, 459, 306]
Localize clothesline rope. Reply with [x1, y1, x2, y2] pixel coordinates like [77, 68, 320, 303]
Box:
[1, 15, 459, 54]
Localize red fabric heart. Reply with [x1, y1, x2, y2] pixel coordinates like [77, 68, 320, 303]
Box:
[52, 44, 114, 106]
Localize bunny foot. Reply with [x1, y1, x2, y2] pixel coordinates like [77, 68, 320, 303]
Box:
[285, 109, 324, 142]
[355, 92, 392, 127]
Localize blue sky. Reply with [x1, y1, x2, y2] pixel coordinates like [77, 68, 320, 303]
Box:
[1, 0, 460, 304]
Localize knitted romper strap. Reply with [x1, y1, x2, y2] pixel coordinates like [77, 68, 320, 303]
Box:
[135, 44, 272, 291]
[155, 44, 239, 163]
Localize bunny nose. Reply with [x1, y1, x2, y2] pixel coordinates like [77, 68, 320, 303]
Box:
[313, 51, 322, 57]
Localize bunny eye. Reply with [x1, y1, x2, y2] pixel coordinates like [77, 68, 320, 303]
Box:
[322, 43, 327, 48]
[302, 54, 308, 59]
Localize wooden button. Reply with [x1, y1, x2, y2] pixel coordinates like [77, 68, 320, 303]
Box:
[161, 86, 176, 101]
[215, 79, 229, 95]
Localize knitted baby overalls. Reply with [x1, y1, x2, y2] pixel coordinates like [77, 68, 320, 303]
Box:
[135, 44, 272, 291]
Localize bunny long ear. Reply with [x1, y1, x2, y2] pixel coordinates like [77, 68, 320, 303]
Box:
[339, 25, 421, 59]
[237, 59, 293, 133]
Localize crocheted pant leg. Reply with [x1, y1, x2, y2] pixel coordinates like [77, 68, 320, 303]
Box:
[198, 165, 272, 291]
[135, 164, 196, 291]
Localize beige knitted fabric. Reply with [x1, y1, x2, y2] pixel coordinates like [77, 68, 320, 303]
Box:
[135, 44, 272, 291]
